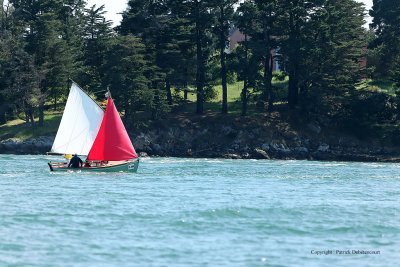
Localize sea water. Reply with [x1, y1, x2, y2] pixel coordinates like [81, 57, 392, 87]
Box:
[0, 155, 399, 267]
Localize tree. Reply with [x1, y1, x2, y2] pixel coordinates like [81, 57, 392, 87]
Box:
[9, 0, 79, 126]
[370, 0, 400, 79]
[119, 0, 193, 107]
[102, 35, 169, 123]
[303, 0, 366, 92]
[0, 35, 41, 127]
[278, 0, 317, 108]
[170, 0, 215, 114]
[210, 0, 237, 114]
[236, 0, 279, 112]
[57, 0, 87, 109]
[80, 4, 113, 92]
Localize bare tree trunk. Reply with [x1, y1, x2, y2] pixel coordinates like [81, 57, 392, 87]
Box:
[195, 0, 204, 114]
[219, 5, 228, 114]
[241, 79, 248, 116]
[27, 107, 35, 128]
[241, 35, 249, 117]
[166, 79, 172, 105]
[288, 60, 299, 108]
[264, 52, 274, 112]
[53, 87, 57, 111]
[38, 103, 44, 127]
[287, 11, 300, 108]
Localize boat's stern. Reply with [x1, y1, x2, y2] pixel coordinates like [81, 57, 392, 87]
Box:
[127, 158, 140, 173]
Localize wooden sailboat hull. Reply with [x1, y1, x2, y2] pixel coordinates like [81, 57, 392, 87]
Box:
[48, 159, 139, 173]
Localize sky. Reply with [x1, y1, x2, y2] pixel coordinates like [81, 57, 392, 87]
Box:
[2, 0, 374, 26]
[90, 0, 374, 26]
[86, 0, 128, 26]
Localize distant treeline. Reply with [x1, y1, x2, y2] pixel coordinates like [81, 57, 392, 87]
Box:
[0, 0, 399, 128]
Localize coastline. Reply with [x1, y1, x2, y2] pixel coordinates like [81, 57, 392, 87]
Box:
[1, 127, 400, 163]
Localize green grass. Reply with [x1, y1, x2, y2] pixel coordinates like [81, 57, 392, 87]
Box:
[173, 79, 289, 114]
[1, 79, 288, 139]
[174, 81, 245, 103]
[0, 111, 61, 140]
[357, 79, 397, 95]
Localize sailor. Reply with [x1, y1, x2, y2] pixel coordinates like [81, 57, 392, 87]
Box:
[68, 154, 83, 168]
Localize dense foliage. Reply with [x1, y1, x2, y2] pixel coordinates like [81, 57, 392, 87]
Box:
[0, 0, 398, 131]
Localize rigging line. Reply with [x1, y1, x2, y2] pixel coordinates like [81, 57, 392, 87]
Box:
[69, 79, 105, 111]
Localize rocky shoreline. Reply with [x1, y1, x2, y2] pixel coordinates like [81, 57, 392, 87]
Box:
[1, 116, 400, 162]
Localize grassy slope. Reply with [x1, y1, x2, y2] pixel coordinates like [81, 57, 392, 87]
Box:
[357, 79, 397, 95]
[0, 111, 62, 141]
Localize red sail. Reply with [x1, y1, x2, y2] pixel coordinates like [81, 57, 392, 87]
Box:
[87, 98, 138, 161]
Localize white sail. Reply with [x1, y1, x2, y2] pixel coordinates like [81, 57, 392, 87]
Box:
[50, 82, 104, 155]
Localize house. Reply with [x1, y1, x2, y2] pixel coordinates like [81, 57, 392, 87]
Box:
[228, 28, 282, 72]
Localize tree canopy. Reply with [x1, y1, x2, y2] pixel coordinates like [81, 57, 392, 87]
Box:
[0, 0, 396, 132]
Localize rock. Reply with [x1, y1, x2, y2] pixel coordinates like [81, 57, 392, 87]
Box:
[139, 152, 149, 157]
[294, 147, 309, 153]
[221, 125, 237, 138]
[134, 133, 151, 150]
[223, 153, 242, 159]
[307, 122, 321, 134]
[241, 152, 251, 159]
[261, 143, 270, 151]
[270, 142, 291, 155]
[318, 143, 330, 152]
[0, 136, 54, 154]
[151, 143, 163, 154]
[254, 148, 270, 159]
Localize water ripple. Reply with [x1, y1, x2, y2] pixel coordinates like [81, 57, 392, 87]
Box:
[0, 155, 399, 266]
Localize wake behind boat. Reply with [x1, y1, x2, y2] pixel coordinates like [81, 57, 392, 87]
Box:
[48, 82, 139, 173]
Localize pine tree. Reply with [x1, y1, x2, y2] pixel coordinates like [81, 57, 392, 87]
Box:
[0, 35, 41, 127]
[277, 0, 317, 108]
[303, 0, 366, 92]
[370, 0, 400, 79]
[236, 0, 280, 111]
[210, 0, 237, 114]
[80, 4, 113, 92]
[169, 0, 215, 114]
[9, 0, 79, 126]
[119, 0, 195, 107]
[102, 35, 169, 123]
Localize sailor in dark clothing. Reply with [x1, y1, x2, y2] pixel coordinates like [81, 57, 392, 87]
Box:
[68, 154, 83, 168]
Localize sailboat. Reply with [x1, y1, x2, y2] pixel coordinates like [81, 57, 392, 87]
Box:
[48, 82, 139, 172]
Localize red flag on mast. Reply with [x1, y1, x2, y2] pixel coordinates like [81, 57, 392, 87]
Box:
[87, 98, 137, 161]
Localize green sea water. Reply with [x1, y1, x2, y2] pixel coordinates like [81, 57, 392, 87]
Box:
[0, 155, 399, 266]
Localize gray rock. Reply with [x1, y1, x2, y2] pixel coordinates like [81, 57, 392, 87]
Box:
[223, 153, 242, 159]
[270, 142, 291, 154]
[241, 152, 251, 159]
[135, 133, 151, 150]
[221, 125, 237, 138]
[151, 143, 163, 154]
[294, 147, 309, 153]
[139, 152, 149, 157]
[254, 148, 270, 159]
[307, 122, 321, 134]
[261, 143, 270, 151]
[318, 143, 330, 152]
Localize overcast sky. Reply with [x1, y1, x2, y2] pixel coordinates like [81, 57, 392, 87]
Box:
[90, 0, 373, 26]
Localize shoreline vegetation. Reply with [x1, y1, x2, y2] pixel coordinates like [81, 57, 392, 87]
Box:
[2, 1, 400, 163]
[2, 100, 400, 163]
